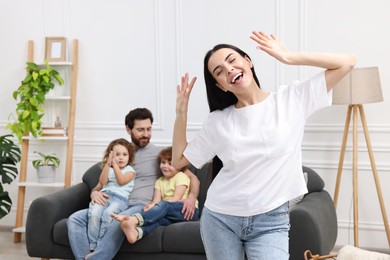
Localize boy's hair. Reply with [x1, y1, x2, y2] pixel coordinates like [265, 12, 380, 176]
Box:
[203, 44, 261, 112]
[158, 146, 187, 172]
[101, 138, 135, 168]
[125, 108, 154, 130]
[157, 147, 172, 164]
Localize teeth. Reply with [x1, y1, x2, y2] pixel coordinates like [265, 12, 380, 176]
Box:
[231, 73, 243, 83]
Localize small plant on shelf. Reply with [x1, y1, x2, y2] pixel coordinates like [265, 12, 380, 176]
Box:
[0, 134, 21, 219]
[32, 151, 60, 169]
[32, 151, 60, 183]
[7, 61, 64, 142]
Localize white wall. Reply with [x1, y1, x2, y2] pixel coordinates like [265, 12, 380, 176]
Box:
[1, 0, 389, 251]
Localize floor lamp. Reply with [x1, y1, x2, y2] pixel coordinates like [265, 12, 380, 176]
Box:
[332, 67, 390, 247]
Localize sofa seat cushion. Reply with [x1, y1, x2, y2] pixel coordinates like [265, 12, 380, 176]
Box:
[163, 221, 204, 253]
[120, 226, 164, 253]
[53, 218, 70, 246]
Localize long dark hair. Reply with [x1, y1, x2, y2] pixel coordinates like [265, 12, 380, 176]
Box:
[203, 44, 261, 113]
[203, 44, 261, 178]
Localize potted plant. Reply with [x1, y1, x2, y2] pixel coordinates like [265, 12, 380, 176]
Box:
[7, 61, 64, 142]
[32, 151, 60, 183]
[0, 134, 21, 219]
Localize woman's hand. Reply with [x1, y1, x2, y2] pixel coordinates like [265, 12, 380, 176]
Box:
[176, 73, 197, 116]
[250, 31, 292, 64]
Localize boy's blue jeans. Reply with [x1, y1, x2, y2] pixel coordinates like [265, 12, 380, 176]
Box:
[87, 191, 128, 251]
[135, 200, 199, 239]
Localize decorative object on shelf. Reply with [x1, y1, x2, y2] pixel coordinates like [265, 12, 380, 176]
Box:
[332, 67, 390, 247]
[54, 116, 62, 127]
[6, 61, 64, 142]
[0, 134, 21, 219]
[32, 151, 60, 183]
[42, 127, 68, 137]
[45, 37, 67, 62]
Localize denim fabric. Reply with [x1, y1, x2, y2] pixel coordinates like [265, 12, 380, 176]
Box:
[200, 203, 290, 260]
[67, 204, 144, 260]
[87, 192, 129, 250]
[137, 201, 199, 238]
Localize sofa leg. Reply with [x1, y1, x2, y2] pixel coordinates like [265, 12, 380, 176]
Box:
[41, 258, 50, 260]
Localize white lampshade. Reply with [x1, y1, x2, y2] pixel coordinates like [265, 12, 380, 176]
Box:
[332, 67, 383, 105]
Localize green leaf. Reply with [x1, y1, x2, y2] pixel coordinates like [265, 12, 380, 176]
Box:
[21, 110, 30, 119]
[0, 191, 12, 220]
[32, 71, 39, 81]
[22, 74, 32, 84]
[29, 97, 37, 107]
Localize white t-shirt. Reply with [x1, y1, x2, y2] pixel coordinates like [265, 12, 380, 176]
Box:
[184, 71, 331, 216]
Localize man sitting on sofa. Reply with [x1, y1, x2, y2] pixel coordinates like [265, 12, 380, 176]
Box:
[67, 108, 200, 260]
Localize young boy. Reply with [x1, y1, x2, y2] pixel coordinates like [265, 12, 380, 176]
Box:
[112, 146, 199, 243]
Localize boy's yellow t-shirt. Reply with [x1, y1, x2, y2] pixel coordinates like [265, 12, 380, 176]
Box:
[155, 171, 198, 208]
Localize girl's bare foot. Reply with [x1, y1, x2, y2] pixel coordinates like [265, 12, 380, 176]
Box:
[111, 213, 128, 222]
[120, 219, 139, 244]
[112, 214, 139, 243]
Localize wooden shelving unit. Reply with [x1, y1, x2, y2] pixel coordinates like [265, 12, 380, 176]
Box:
[13, 39, 79, 243]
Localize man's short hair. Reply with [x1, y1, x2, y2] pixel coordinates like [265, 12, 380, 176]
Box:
[125, 108, 154, 130]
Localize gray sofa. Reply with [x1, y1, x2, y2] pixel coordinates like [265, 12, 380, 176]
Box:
[26, 162, 337, 260]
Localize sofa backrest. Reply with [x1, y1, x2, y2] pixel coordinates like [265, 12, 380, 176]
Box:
[82, 162, 101, 191]
[188, 162, 213, 215]
[302, 165, 325, 193]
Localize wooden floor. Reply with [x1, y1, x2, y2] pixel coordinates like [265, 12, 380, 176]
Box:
[0, 226, 31, 259]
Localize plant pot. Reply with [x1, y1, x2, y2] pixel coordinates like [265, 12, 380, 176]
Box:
[37, 166, 56, 183]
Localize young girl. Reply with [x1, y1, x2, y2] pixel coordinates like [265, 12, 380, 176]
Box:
[172, 31, 355, 259]
[112, 146, 199, 243]
[87, 138, 135, 251]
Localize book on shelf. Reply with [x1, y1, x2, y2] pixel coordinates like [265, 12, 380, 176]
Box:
[42, 127, 68, 137]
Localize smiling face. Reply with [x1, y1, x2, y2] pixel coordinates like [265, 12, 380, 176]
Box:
[207, 48, 254, 94]
[127, 118, 152, 148]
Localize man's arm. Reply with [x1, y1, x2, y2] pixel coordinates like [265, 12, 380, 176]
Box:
[182, 168, 200, 220]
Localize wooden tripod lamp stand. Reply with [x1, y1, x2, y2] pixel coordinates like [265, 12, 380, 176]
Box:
[332, 67, 390, 247]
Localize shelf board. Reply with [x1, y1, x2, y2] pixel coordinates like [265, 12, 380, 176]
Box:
[37, 61, 72, 66]
[17, 181, 66, 187]
[22, 136, 68, 141]
[12, 226, 25, 233]
[46, 96, 71, 100]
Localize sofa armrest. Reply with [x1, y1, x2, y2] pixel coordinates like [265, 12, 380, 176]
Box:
[289, 191, 337, 260]
[26, 182, 91, 258]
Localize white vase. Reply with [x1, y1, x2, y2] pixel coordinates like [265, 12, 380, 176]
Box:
[37, 166, 56, 183]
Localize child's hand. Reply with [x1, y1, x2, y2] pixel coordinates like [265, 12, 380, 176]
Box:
[143, 203, 156, 212]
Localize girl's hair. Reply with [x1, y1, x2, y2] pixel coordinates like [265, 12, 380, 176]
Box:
[158, 146, 187, 172]
[101, 138, 135, 168]
[203, 44, 261, 112]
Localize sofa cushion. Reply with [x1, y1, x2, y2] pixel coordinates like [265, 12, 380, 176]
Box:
[53, 218, 70, 246]
[163, 221, 204, 253]
[120, 226, 164, 253]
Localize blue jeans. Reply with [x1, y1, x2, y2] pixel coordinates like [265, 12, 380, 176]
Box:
[87, 192, 128, 250]
[67, 204, 144, 260]
[135, 201, 199, 238]
[200, 203, 290, 260]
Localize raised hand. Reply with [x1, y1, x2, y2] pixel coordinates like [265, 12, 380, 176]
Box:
[176, 73, 197, 116]
[250, 31, 292, 64]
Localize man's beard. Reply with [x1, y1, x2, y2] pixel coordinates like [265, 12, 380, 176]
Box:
[132, 137, 150, 148]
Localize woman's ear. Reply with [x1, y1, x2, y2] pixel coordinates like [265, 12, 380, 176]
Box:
[245, 56, 253, 68]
